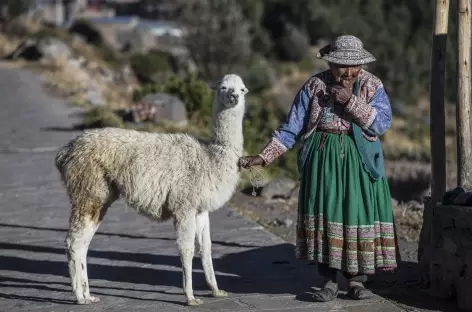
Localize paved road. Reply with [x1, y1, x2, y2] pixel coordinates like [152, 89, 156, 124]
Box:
[0, 65, 403, 312]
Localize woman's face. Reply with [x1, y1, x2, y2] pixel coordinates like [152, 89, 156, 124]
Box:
[329, 63, 361, 88]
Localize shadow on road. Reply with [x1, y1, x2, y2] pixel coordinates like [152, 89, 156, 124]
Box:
[0, 223, 459, 311]
[0, 222, 257, 248]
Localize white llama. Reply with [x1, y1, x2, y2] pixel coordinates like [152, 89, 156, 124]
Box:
[55, 74, 248, 306]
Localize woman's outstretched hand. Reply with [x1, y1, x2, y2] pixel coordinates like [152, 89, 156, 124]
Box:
[239, 155, 265, 169]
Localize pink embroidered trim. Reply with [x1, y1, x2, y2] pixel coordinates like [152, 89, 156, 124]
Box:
[345, 95, 376, 128]
[258, 139, 288, 165]
[365, 109, 377, 128]
[363, 132, 378, 141]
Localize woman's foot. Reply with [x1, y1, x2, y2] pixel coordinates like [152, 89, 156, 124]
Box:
[347, 281, 374, 300]
[312, 280, 339, 302]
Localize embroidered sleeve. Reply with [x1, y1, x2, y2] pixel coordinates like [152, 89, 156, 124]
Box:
[258, 84, 311, 165]
[345, 93, 377, 129]
[345, 83, 392, 136]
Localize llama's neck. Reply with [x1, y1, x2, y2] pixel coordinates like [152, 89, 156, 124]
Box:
[211, 101, 245, 154]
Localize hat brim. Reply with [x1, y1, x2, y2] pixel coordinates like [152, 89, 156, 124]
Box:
[316, 45, 376, 66]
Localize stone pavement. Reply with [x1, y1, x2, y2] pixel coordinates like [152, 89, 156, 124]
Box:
[0, 65, 403, 312]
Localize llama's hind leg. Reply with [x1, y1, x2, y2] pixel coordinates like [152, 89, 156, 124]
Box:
[66, 199, 111, 304]
[196, 211, 227, 298]
[174, 211, 201, 306]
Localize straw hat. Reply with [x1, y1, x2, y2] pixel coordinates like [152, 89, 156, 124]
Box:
[316, 35, 376, 66]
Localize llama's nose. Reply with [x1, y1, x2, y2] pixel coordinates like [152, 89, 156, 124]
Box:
[230, 93, 239, 101]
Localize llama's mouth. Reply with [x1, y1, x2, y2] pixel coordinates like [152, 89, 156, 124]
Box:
[225, 101, 238, 108]
[230, 94, 239, 102]
[226, 96, 238, 107]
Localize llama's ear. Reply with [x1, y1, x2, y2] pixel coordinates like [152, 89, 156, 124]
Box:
[209, 80, 221, 91]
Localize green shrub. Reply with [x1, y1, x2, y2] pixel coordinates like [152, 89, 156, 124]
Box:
[82, 107, 124, 129]
[3, 0, 33, 20]
[133, 74, 214, 126]
[162, 74, 213, 118]
[130, 50, 173, 84]
[244, 56, 277, 93]
[250, 27, 274, 57]
[69, 19, 104, 46]
[275, 24, 309, 62]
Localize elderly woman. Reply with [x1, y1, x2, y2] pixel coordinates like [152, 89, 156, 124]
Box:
[240, 35, 398, 302]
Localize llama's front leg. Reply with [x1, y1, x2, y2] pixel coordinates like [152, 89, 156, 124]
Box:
[196, 211, 227, 298]
[175, 212, 201, 306]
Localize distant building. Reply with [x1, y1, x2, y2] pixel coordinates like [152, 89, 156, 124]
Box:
[138, 0, 180, 20]
[86, 15, 186, 54]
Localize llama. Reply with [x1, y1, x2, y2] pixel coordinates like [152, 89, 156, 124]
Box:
[55, 74, 248, 306]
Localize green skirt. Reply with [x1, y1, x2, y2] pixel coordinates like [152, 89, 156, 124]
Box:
[296, 131, 398, 275]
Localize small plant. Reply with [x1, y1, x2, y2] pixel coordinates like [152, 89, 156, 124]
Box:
[2, 0, 33, 20]
[244, 56, 277, 94]
[82, 107, 124, 129]
[129, 50, 173, 84]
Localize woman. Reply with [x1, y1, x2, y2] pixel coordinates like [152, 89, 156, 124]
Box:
[240, 35, 398, 302]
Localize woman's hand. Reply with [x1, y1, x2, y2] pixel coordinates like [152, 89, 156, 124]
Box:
[239, 155, 265, 169]
[330, 84, 353, 106]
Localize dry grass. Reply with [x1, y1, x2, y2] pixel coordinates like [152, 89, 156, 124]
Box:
[386, 118, 429, 148]
[37, 42, 132, 107]
[392, 199, 424, 242]
[0, 32, 20, 57]
[1, 19, 135, 110]
[40, 56, 89, 88]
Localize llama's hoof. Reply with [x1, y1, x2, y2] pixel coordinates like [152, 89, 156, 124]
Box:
[187, 298, 203, 306]
[212, 289, 228, 298]
[77, 296, 100, 304]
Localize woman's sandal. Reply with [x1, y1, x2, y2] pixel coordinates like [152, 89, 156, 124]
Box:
[312, 282, 339, 302]
[347, 283, 374, 300]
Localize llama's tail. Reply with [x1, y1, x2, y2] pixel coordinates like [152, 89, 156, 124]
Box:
[55, 138, 78, 177]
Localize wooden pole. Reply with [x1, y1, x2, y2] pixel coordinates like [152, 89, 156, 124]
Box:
[418, 0, 450, 289]
[429, 0, 449, 202]
[457, 0, 472, 188]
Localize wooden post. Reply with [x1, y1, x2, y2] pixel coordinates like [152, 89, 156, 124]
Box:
[418, 0, 449, 287]
[429, 0, 449, 203]
[457, 0, 472, 188]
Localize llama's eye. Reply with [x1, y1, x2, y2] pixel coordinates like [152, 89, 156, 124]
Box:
[221, 86, 227, 91]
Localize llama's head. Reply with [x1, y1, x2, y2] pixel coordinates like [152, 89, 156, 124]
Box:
[210, 74, 248, 109]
